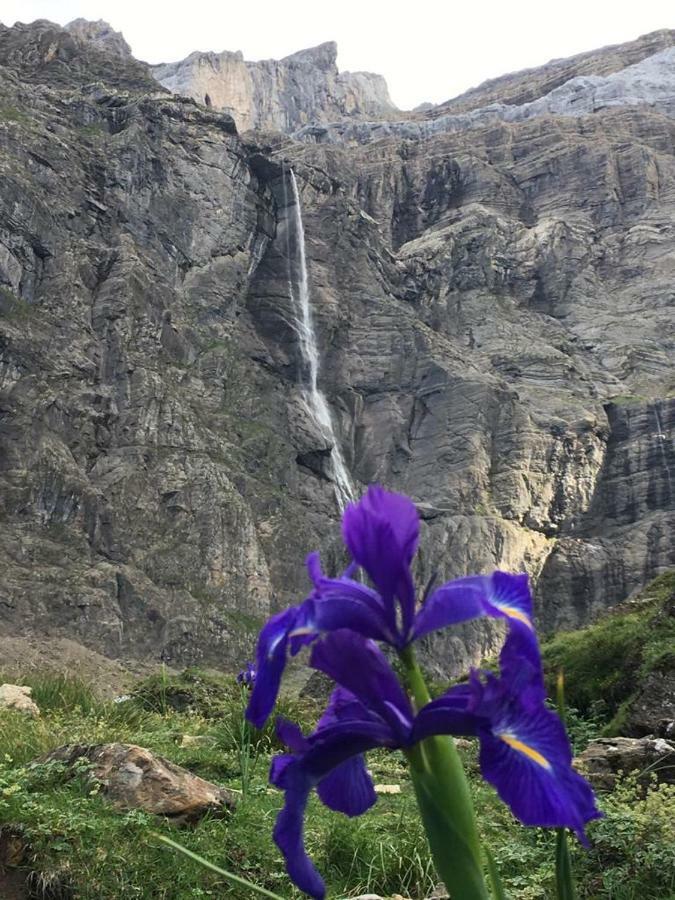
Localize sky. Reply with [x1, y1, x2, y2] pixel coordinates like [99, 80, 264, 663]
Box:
[2, 0, 673, 109]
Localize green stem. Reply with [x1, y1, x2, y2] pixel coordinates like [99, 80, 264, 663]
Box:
[554, 669, 578, 900]
[399, 645, 490, 899]
[155, 834, 286, 900]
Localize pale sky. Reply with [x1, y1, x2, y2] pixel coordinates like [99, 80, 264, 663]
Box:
[2, 0, 673, 109]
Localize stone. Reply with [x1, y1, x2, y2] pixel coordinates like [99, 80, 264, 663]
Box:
[373, 784, 401, 794]
[426, 887, 450, 900]
[150, 41, 396, 133]
[179, 734, 212, 749]
[575, 737, 675, 790]
[622, 666, 675, 738]
[65, 19, 132, 58]
[42, 744, 236, 822]
[0, 685, 39, 717]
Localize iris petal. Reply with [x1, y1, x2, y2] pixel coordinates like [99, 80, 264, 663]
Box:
[342, 486, 419, 638]
[478, 723, 601, 842]
[411, 683, 482, 743]
[246, 606, 306, 729]
[271, 764, 325, 899]
[473, 676, 602, 841]
[317, 754, 377, 816]
[310, 630, 414, 742]
[271, 719, 394, 899]
[310, 578, 395, 644]
[412, 575, 489, 641]
[487, 572, 534, 629]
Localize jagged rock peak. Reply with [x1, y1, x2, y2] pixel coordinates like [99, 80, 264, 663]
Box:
[65, 18, 132, 58]
[151, 40, 397, 133]
[0, 19, 156, 91]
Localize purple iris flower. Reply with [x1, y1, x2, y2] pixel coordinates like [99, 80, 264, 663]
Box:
[236, 661, 257, 687]
[247, 485, 540, 729]
[270, 629, 601, 899]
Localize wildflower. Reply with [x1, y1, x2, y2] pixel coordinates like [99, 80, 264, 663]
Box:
[247, 486, 539, 728]
[269, 629, 601, 899]
[236, 661, 257, 687]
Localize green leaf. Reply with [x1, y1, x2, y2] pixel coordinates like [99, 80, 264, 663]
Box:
[154, 833, 286, 900]
[401, 643, 491, 900]
[555, 828, 578, 900]
[408, 738, 490, 900]
[485, 847, 509, 900]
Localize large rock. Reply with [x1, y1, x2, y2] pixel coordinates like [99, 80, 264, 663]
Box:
[43, 744, 236, 822]
[65, 18, 132, 58]
[151, 41, 396, 133]
[0, 685, 39, 717]
[576, 737, 675, 790]
[622, 666, 675, 738]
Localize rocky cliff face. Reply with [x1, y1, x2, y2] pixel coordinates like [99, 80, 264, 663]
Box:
[0, 20, 673, 672]
[151, 41, 396, 133]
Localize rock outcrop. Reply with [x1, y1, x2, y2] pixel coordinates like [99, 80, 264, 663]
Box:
[151, 41, 397, 133]
[576, 737, 675, 789]
[0, 685, 39, 717]
[0, 20, 673, 673]
[65, 18, 132, 59]
[43, 744, 237, 821]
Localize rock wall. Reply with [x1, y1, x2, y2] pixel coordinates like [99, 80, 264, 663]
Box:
[0, 20, 673, 672]
[151, 41, 396, 133]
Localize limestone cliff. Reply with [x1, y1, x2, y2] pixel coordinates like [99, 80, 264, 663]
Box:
[151, 41, 397, 133]
[0, 20, 673, 673]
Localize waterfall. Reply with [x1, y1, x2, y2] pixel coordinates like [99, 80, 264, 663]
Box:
[283, 169, 355, 511]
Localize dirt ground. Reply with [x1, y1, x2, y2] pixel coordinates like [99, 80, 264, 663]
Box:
[0, 635, 170, 698]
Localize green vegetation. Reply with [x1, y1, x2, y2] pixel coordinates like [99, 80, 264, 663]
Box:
[0, 285, 34, 320]
[606, 394, 648, 408]
[0, 661, 673, 899]
[0, 103, 30, 125]
[541, 572, 675, 733]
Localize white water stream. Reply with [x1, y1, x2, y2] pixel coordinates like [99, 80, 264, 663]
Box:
[283, 169, 355, 511]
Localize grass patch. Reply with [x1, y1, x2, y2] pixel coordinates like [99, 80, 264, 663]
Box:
[0, 640, 673, 898]
[0, 104, 30, 125]
[541, 571, 675, 733]
[0, 285, 34, 319]
[606, 394, 649, 407]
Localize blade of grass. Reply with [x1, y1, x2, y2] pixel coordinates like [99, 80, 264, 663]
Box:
[154, 833, 286, 900]
[485, 847, 508, 899]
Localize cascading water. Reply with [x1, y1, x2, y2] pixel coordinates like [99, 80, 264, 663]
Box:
[283, 169, 355, 511]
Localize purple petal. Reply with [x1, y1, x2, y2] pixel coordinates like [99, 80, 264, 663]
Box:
[317, 753, 376, 816]
[269, 752, 295, 787]
[270, 719, 393, 899]
[475, 684, 602, 841]
[317, 686, 371, 730]
[341, 486, 419, 636]
[306, 551, 324, 590]
[312, 577, 396, 643]
[276, 718, 309, 753]
[246, 606, 308, 728]
[272, 764, 326, 899]
[486, 571, 535, 630]
[310, 631, 414, 742]
[412, 575, 489, 641]
[498, 626, 545, 705]
[411, 683, 482, 743]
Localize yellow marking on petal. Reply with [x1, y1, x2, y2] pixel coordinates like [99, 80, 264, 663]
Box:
[496, 604, 534, 629]
[499, 733, 552, 770]
[288, 626, 315, 638]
